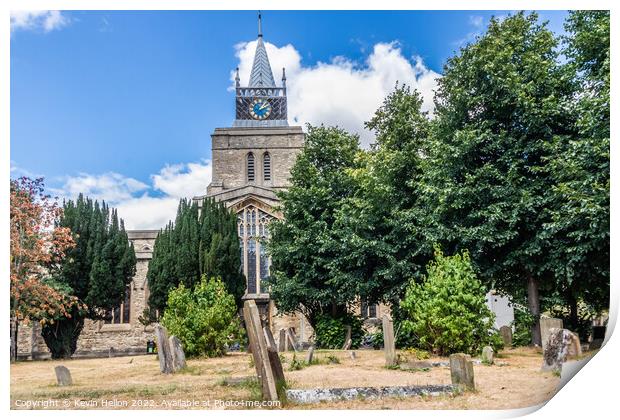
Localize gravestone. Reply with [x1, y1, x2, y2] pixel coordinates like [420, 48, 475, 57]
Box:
[481, 346, 494, 364]
[154, 324, 174, 374]
[382, 314, 396, 366]
[169, 335, 186, 372]
[286, 328, 298, 352]
[262, 327, 285, 387]
[590, 326, 606, 350]
[263, 326, 277, 351]
[342, 325, 352, 350]
[278, 329, 287, 352]
[306, 346, 315, 364]
[540, 318, 563, 352]
[54, 365, 72, 386]
[499, 326, 513, 347]
[350, 351, 356, 360]
[449, 353, 475, 391]
[541, 328, 581, 372]
[243, 300, 279, 401]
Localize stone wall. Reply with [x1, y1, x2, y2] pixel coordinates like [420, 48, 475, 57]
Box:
[207, 126, 304, 194]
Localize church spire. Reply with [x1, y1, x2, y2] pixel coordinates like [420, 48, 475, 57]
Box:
[248, 12, 276, 87]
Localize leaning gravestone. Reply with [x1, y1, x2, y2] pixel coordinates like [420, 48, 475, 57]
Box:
[286, 328, 298, 352]
[541, 328, 581, 372]
[590, 326, 606, 350]
[54, 365, 72, 386]
[449, 353, 475, 391]
[306, 346, 315, 364]
[169, 335, 186, 372]
[342, 326, 352, 350]
[382, 314, 396, 366]
[481, 346, 494, 365]
[243, 300, 279, 401]
[499, 326, 513, 347]
[155, 324, 174, 374]
[540, 318, 563, 352]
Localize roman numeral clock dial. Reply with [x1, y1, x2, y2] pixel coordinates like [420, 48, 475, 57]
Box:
[249, 99, 272, 120]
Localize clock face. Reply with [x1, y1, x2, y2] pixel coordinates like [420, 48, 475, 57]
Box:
[249, 99, 272, 120]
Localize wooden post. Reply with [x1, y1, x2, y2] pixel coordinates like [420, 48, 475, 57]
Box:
[244, 300, 279, 401]
[382, 314, 396, 366]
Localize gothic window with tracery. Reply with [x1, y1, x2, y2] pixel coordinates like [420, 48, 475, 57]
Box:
[237, 205, 274, 294]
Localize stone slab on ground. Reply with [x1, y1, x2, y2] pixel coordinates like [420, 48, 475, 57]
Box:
[54, 366, 72, 386]
[286, 385, 456, 404]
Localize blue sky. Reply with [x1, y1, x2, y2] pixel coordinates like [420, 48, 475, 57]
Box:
[10, 10, 569, 229]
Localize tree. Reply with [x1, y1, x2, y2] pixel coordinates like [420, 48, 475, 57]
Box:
[161, 276, 241, 357]
[40, 195, 136, 358]
[268, 125, 363, 327]
[539, 11, 610, 331]
[9, 177, 81, 361]
[421, 13, 574, 345]
[400, 247, 500, 355]
[147, 198, 244, 313]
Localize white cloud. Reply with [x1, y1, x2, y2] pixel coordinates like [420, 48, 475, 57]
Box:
[51, 160, 212, 230]
[10, 11, 69, 33]
[232, 40, 441, 148]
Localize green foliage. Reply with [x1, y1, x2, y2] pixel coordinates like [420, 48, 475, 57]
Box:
[512, 308, 535, 347]
[268, 125, 365, 326]
[288, 353, 305, 371]
[400, 247, 497, 356]
[326, 354, 340, 364]
[161, 276, 241, 358]
[148, 198, 244, 313]
[314, 314, 363, 349]
[41, 195, 136, 358]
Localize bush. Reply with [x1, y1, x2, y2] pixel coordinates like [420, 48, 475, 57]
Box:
[314, 314, 364, 349]
[161, 275, 241, 357]
[400, 247, 497, 356]
[512, 307, 535, 347]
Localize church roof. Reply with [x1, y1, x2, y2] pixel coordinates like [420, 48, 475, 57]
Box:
[248, 13, 276, 88]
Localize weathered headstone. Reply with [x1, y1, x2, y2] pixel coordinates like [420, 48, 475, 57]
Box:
[263, 326, 277, 351]
[350, 351, 356, 360]
[481, 346, 494, 365]
[382, 314, 396, 366]
[278, 329, 287, 352]
[342, 338, 352, 351]
[286, 328, 297, 352]
[262, 327, 285, 387]
[540, 317, 563, 352]
[541, 328, 581, 372]
[154, 324, 174, 374]
[169, 335, 186, 372]
[342, 325, 352, 350]
[590, 326, 606, 350]
[243, 300, 279, 401]
[566, 331, 582, 359]
[305, 346, 315, 364]
[54, 365, 72, 386]
[449, 353, 475, 391]
[499, 325, 513, 347]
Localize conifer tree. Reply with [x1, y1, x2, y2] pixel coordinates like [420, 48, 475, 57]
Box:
[41, 195, 136, 358]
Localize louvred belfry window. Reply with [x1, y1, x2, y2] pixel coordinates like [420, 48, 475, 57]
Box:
[263, 153, 271, 181]
[237, 206, 274, 294]
[247, 152, 255, 181]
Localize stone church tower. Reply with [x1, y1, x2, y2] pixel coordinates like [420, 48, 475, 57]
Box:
[194, 13, 305, 329]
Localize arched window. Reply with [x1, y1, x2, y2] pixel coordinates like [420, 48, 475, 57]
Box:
[237, 206, 274, 295]
[263, 152, 271, 181]
[247, 152, 255, 182]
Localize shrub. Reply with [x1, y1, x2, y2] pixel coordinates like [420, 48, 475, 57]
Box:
[314, 314, 364, 349]
[400, 247, 497, 356]
[161, 276, 241, 357]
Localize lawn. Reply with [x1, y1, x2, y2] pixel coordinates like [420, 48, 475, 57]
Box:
[11, 347, 562, 410]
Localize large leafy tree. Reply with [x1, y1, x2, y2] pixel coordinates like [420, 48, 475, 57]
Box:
[539, 11, 610, 327]
[41, 195, 136, 358]
[147, 198, 244, 312]
[267, 125, 363, 327]
[421, 13, 575, 345]
[9, 177, 80, 361]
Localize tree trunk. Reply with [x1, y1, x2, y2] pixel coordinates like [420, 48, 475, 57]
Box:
[568, 292, 579, 334]
[527, 274, 541, 346]
[10, 317, 18, 363]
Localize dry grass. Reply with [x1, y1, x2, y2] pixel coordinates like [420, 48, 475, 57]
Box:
[11, 347, 563, 410]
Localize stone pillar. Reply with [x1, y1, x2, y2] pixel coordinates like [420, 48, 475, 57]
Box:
[382, 314, 396, 366]
[449, 353, 475, 391]
[540, 318, 563, 352]
[169, 335, 186, 372]
[154, 325, 174, 374]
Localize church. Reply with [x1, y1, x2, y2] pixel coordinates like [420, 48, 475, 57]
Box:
[17, 14, 385, 360]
